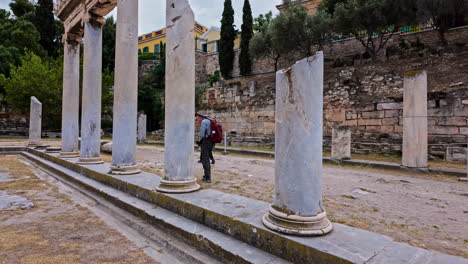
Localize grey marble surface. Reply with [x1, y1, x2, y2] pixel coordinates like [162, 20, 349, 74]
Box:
[29, 96, 42, 146]
[331, 126, 352, 160]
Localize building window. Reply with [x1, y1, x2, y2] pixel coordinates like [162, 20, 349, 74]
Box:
[143, 46, 149, 53]
[215, 40, 220, 52]
[202, 43, 208, 53]
[138, 49, 142, 54]
[154, 44, 160, 54]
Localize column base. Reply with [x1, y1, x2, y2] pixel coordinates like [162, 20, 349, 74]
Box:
[109, 164, 141, 175]
[77, 156, 104, 165]
[59, 151, 80, 158]
[262, 206, 333, 237]
[156, 178, 201, 193]
[45, 147, 61, 153]
[459, 177, 468, 182]
[34, 145, 49, 150]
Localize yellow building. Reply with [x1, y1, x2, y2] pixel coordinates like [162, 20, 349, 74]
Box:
[138, 22, 208, 54]
[196, 27, 241, 54]
[277, 0, 323, 15]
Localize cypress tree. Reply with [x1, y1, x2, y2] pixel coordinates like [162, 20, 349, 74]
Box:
[239, 0, 253, 76]
[34, 0, 57, 57]
[219, 0, 236, 79]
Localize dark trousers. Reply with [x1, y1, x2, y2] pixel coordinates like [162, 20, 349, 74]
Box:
[201, 139, 214, 180]
[200, 143, 215, 161]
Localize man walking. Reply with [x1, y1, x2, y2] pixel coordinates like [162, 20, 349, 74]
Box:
[196, 114, 214, 183]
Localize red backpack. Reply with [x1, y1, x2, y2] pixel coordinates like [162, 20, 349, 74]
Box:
[208, 119, 223, 143]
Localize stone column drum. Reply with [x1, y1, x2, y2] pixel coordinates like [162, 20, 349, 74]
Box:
[78, 14, 105, 165]
[263, 52, 333, 236]
[156, 0, 200, 193]
[28, 96, 42, 147]
[402, 71, 428, 168]
[110, 0, 140, 175]
[331, 126, 352, 160]
[60, 34, 81, 158]
[137, 113, 147, 143]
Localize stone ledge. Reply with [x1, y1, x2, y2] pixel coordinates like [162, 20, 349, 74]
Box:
[0, 146, 27, 154]
[19, 148, 468, 264]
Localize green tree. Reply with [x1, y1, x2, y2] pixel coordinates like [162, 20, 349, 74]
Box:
[1, 52, 63, 129]
[34, 0, 58, 57]
[417, 0, 467, 46]
[103, 16, 116, 71]
[318, 0, 349, 16]
[219, 0, 236, 79]
[250, 22, 282, 71]
[253, 11, 273, 32]
[333, 0, 416, 60]
[239, 0, 253, 76]
[9, 0, 34, 18]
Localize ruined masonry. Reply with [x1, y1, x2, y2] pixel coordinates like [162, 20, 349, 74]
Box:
[28, 97, 42, 147]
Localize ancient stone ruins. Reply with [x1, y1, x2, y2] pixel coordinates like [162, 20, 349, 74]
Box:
[3, 0, 463, 263]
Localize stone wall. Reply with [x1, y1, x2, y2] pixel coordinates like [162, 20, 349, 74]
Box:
[0, 99, 28, 136]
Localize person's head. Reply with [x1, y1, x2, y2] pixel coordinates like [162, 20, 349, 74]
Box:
[195, 113, 206, 122]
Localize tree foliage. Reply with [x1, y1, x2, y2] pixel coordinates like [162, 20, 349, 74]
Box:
[9, 0, 34, 18]
[253, 11, 273, 32]
[103, 16, 116, 71]
[417, 0, 467, 45]
[1, 52, 63, 129]
[239, 0, 253, 76]
[219, 0, 236, 79]
[34, 0, 59, 57]
[249, 20, 282, 71]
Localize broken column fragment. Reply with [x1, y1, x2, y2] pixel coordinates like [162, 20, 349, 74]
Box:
[262, 52, 333, 236]
[402, 71, 428, 168]
[28, 96, 42, 147]
[156, 0, 200, 193]
[331, 126, 352, 160]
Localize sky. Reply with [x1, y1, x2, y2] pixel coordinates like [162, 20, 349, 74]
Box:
[0, 0, 282, 35]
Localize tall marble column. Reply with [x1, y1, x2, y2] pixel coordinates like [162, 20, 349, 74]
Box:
[78, 14, 105, 165]
[331, 126, 352, 160]
[402, 71, 428, 168]
[156, 0, 200, 193]
[110, 0, 140, 175]
[263, 52, 333, 236]
[137, 113, 147, 143]
[28, 96, 42, 147]
[60, 33, 81, 158]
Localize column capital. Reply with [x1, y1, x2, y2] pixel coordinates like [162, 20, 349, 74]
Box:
[63, 32, 82, 45]
[83, 12, 106, 27]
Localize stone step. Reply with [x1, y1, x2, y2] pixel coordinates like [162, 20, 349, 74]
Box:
[21, 151, 291, 264]
[21, 149, 468, 264]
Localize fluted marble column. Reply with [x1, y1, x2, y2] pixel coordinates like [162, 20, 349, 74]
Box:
[263, 52, 333, 236]
[402, 71, 428, 168]
[110, 0, 140, 175]
[156, 0, 200, 193]
[59, 34, 81, 158]
[78, 14, 104, 165]
[28, 96, 42, 147]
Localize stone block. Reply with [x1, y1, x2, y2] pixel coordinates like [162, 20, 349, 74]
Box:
[343, 120, 358, 126]
[383, 117, 399, 125]
[331, 126, 352, 160]
[437, 117, 467, 126]
[377, 102, 402, 110]
[459, 127, 468, 135]
[361, 111, 385, 119]
[358, 119, 382, 126]
[384, 110, 400, 118]
[445, 146, 467, 161]
[429, 126, 459, 135]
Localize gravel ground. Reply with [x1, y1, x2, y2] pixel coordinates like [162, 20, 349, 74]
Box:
[128, 146, 468, 259]
[0, 155, 157, 264]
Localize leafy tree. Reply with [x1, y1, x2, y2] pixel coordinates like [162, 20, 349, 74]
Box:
[239, 0, 253, 76]
[34, 0, 58, 57]
[318, 0, 349, 16]
[253, 11, 273, 32]
[9, 0, 34, 18]
[250, 23, 282, 71]
[1, 52, 63, 129]
[333, 0, 416, 60]
[0, 46, 20, 78]
[219, 0, 236, 79]
[103, 16, 116, 71]
[417, 0, 467, 46]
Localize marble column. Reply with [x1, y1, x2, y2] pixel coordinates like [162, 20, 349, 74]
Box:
[28, 96, 42, 147]
[263, 52, 333, 236]
[59, 34, 81, 158]
[110, 0, 140, 175]
[156, 0, 200, 193]
[402, 71, 428, 168]
[137, 113, 147, 143]
[331, 126, 352, 160]
[78, 14, 105, 165]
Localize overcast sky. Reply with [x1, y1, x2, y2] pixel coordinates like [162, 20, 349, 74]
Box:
[0, 0, 282, 35]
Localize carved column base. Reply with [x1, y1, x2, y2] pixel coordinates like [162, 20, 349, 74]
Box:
[59, 151, 80, 158]
[35, 145, 49, 150]
[109, 164, 141, 175]
[156, 178, 200, 193]
[45, 147, 61, 153]
[262, 206, 333, 237]
[77, 156, 104, 165]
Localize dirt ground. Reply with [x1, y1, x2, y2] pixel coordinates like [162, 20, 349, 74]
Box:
[127, 146, 468, 259]
[0, 155, 157, 264]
